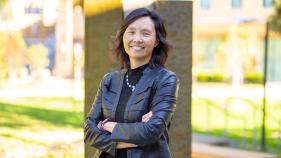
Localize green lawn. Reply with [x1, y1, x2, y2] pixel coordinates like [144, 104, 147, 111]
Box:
[1, 89, 280, 157]
[0, 97, 84, 158]
[192, 97, 281, 156]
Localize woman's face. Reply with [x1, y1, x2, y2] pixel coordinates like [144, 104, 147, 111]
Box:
[123, 16, 158, 65]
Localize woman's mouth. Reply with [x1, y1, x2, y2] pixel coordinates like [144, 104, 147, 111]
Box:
[130, 46, 144, 51]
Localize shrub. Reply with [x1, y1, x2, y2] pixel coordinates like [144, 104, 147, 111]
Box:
[244, 72, 263, 84]
[196, 71, 228, 82]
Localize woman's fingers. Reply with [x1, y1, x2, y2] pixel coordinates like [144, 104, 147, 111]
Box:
[142, 111, 151, 120]
[142, 113, 148, 122]
[142, 111, 153, 122]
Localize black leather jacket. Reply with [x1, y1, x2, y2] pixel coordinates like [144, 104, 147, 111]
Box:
[84, 66, 179, 158]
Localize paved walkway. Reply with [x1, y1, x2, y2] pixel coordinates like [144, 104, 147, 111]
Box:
[1, 78, 281, 100]
[192, 134, 279, 158]
[193, 82, 281, 100]
[192, 142, 278, 158]
[0, 77, 83, 99]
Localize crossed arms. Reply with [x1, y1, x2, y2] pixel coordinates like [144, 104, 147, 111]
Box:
[84, 73, 178, 156]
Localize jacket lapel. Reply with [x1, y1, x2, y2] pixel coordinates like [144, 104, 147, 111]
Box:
[127, 66, 160, 107]
[110, 69, 126, 120]
[110, 66, 161, 120]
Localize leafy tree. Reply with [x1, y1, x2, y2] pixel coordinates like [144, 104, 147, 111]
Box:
[27, 44, 49, 78]
[0, 0, 8, 7]
[0, 31, 27, 81]
[0, 0, 12, 21]
[269, 0, 281, 32]
[0, 32, 8, 80]
[73, 0, 82, 7]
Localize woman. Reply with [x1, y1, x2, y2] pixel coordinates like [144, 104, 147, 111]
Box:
[84, 8, 179, 158]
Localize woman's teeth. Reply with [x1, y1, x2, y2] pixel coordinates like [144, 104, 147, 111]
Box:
[131, 46, 143, 51]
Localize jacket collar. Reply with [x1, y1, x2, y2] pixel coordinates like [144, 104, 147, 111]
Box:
[133, 66, 160, 94]
[109, 66, 162, 94]
[114, 66, 161, 92]
[110, 66, 162, 120]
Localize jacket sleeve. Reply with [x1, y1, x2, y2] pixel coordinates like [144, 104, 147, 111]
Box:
[110, 72, 179, 146]
[84, 74, 117, 156]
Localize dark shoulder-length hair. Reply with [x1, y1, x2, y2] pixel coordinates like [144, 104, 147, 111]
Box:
[112, 8, 172, 69]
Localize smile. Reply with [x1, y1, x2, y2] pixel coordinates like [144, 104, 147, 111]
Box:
[130, 46, 145, 51]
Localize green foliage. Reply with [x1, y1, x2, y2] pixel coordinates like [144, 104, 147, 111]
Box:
[27, 44, 49, 72]
[0, 0, 8, 8]
[0, 0, 12, 21]
[269, 0, 281, 32]
[196, 71, 229, 82]
[0, 30, 51, 81]
[0, 32, 8, 80]
[244, 72, 263, 84]
[0, 31, 27, 80]
[73, 0, 82, 7]
[196, 71, 263, 84]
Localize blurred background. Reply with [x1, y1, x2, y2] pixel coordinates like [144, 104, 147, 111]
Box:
[0, 0, 84, 157]
[0, 0, 280, 157]
[192, 0, 281, 157]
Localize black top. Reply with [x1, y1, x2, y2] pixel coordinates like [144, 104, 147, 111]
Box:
[105, 63, 148, 158]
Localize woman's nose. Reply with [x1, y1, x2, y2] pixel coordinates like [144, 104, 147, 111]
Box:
[133, 34, 143, 43]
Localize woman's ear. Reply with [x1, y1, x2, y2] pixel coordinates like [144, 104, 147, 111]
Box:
[154, 39, 159, 48]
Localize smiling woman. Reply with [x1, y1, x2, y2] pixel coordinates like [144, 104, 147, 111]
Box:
[122, 16, 159, 69]
[113, 8, 171, 70]
[84, 8, 179, 158]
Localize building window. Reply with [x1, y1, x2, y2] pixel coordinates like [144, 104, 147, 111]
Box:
[200, 0, 210, 9]
[263, 0, 274, 7]
[232, 0, 241, 8]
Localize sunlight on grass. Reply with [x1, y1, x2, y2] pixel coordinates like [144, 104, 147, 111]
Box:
[0, 97, 84, 158]
[0, 97, 82, 112]
[192, 97, 281, 156]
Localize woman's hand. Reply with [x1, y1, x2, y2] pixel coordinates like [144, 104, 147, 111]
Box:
[117, 142, 138, 149]
[103, 121, 117, 133]
[103, 111, 153, 133]
[142, 111, 153, 122]
[101, 111, 153, 149]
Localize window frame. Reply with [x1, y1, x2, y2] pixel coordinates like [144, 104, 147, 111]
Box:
[263, 0, 275, 8]
[232, 0, 242, 9]
[200, 0, 211, 9]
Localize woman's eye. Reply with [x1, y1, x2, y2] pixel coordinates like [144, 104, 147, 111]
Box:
[143, 33, 150, 37]
[127, 31, 134, 34]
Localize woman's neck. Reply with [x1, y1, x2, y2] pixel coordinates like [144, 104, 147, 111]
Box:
[130, 58, 150, 69]
[129, 63, 148, 75]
